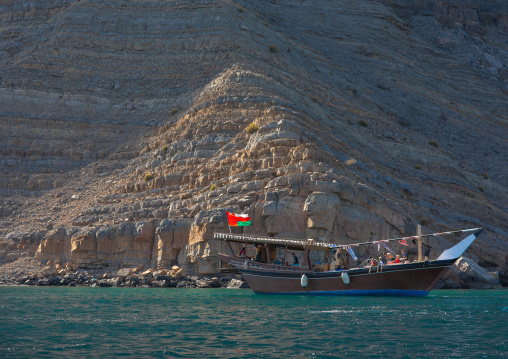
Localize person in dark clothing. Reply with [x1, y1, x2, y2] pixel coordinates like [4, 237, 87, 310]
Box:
[255, 247, 262, 262]
[292, 253, 299, 266]
[401, 250, 409, 263]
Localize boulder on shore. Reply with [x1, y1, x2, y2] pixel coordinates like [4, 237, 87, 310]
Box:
[436, 257, 502, 289]
[227, 278, 249, 289]
[117, 268, 135, 277]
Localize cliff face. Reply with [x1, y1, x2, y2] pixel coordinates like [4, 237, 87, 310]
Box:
[385, 0, 508, 32]
[0, 0, 507, 279]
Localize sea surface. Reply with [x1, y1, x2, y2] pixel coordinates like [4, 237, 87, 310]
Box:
[0, 287, 507, 358]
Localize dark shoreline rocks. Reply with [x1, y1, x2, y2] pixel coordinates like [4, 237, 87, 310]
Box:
[0, 272, 248, 289]
[434, 256, 503, 290]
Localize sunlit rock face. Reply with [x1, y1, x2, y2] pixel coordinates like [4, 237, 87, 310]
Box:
[0, 0, 507, 280]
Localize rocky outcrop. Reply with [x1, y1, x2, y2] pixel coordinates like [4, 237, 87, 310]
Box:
[384, 0, 508, 31]
[153, 218, 191, 269]
[1, 0, 507, 288]
[227, 278, 250, 289]
[436, 257, 503, 289]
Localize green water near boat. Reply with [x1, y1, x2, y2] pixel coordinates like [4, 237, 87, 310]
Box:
[0, 287, 507, 358]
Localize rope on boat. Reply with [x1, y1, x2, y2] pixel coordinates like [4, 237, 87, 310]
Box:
[349, 227, 482, 248]
[213, 228, 482, 249]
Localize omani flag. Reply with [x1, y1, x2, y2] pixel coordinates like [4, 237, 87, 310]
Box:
[226, 211, 252, 227]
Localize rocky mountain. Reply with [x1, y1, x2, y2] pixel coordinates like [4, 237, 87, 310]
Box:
[0, 0, 507, 283]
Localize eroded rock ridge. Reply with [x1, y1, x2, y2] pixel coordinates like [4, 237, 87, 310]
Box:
[1, 0, 507, 286]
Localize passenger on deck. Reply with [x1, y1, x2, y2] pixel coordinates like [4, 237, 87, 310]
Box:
[239, 247, 245, 257]
[370, 258, 376, 266]
[378, 257, 384, 265]
[292, 253, 299, 267]
[255, 247, 263, 262]
[395, 255, 400, 264]
[401, 250, 409, 263]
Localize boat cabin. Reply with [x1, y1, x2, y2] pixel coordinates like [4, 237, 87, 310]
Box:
[215, 233, 350, 273]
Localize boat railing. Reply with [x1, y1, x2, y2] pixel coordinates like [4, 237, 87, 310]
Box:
[239, 257, 308, 272]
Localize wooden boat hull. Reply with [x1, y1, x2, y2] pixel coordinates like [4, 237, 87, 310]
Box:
[220, 254, 456, 296]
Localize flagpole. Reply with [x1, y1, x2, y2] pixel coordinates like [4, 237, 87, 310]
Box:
[226, 211, 232, 233]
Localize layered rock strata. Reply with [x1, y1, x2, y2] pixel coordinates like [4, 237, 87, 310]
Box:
[0, 0, 507, 286]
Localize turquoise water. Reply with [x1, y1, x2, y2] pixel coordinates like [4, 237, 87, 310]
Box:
[0, 287, 507, 358]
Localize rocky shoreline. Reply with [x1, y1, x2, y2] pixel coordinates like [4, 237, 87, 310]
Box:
[0, 259, 249, 289]
[0, 273, 249, 289]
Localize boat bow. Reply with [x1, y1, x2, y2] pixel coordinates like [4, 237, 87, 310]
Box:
[437, 229, 483, 261]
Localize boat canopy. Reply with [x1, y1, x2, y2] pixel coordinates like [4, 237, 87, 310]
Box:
[213, 233, 329, 251]
[213, 227, 482, 252]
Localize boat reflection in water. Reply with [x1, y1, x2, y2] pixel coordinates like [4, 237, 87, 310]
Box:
[215, 227, 483, 297]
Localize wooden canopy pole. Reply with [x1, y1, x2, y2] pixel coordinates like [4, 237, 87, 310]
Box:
[265, 245, 271, 264]
[417, 224, 423, 262]
[226, 241, 236, 257]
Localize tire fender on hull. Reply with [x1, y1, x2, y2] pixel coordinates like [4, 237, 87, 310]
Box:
[301, 274, 308, 288]
[341, 272, 350, 285]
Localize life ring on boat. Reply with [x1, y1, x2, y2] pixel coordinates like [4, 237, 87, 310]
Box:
[341, 272, 350, 285]
[301, 274, 308, 288]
